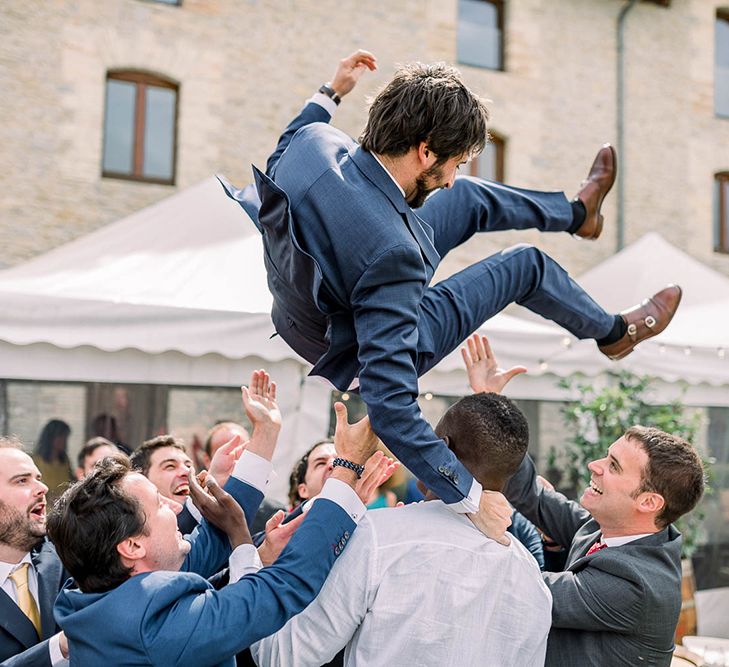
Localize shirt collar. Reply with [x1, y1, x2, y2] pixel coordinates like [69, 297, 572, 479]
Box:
[601, 533, 654, 548]
[0, 552, 33, 587]
[371, 153, 406, 198]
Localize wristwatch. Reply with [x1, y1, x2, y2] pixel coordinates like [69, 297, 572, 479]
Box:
[318, 83, 341, 106]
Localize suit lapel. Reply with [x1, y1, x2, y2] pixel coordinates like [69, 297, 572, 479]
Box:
[32, 540, 63, 639]
[0, 588, 39, 649]
[566, 527, 602, 568]
[350, 147, 441, 271]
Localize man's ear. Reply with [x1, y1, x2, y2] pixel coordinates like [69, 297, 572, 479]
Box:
[74, 467, 84, 481]
[636, 491, 665, 517]
[117, 536, 146, 567]
[417, 141, 437, 168]
[297, 483, 309, 501]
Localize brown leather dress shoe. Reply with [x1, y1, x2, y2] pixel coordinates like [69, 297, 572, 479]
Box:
[573, 144, 617, 240]
[599, 285, 682, 360]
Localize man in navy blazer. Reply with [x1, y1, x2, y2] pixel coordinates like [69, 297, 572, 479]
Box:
[0, 439, 68, 667]
[221, 51, 681, 517]
[47, 378, 378, 666]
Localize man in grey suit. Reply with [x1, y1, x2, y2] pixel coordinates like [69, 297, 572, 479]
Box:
[463, 335, 706, 666]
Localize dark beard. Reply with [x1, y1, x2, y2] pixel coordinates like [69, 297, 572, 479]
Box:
[0, 500, 44, 552]
[407, 163, 445, 209]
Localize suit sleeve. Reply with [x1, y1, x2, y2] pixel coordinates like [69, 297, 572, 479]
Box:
[503, 455, 591, 549]
[0, 640, 52, 667]
[143, 500, 357, 666]
[266, 102, 332, 177]
[251, 518, 375, 667]
[180, 478, 263, 578]
[350, 244, 476, 507]
[543, 562, 644, 632]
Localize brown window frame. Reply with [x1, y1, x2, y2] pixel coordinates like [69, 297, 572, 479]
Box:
[716, 172, 729, 254]
[469, 132, 506, 182]
[717, 9, 729, 119]
[457, 0, 506, 72]
[102, 70, 179, 186]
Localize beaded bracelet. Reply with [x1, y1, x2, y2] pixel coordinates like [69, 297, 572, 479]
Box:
[332, 457, 365, 479]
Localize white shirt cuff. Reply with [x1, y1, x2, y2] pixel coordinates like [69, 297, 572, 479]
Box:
[308, 92, 338, 116]
[232, 450, 275, 494]
[444, 477, 482, 514]
[228, 543, 263, 583]
[49, 632, 69, 666]
[302, 477, 366, 524]
[184, 496, 202, 523]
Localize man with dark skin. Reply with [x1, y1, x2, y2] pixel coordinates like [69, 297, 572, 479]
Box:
[462, 334, 705, 666]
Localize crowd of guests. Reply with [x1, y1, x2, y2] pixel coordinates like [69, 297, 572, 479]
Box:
[0, 339, 707, 666]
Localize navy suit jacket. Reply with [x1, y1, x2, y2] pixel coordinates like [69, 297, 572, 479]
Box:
[0, 540, 67, 667]
[221, 102, 474, 505]
[55, 495, 355, 667]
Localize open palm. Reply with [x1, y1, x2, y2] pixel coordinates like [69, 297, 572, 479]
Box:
[241, 369, 282, 429]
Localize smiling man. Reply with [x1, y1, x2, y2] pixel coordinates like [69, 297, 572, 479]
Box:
[130, 436, 200, 534]
[0, 438, 68, 666]
[503, 427, 704, 666]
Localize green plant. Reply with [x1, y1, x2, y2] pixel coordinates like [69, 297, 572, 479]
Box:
[557, 371, 709, 559]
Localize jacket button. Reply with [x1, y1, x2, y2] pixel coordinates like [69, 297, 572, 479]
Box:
[344, 531, 350, 539]
[334, 547, 340, 556]
[438, 466, 446, 474]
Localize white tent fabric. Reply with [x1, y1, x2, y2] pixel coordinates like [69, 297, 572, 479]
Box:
[0, 177, 331, 501]
[2, 176, 729, 470]
[421, 233, 729, 404]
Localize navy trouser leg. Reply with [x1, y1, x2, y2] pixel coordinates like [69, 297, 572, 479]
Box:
[414, 244, 614, 375]
[417, 176, 573, 258]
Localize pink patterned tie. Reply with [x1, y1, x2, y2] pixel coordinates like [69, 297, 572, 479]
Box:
[586, 541, 607, 556]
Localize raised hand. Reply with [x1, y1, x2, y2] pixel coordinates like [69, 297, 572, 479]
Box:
[461, 333, 527, 395]
[330, 49, 377, 97]
[257, 510, 306, 566]
[241, 369, 281, 432]
[187, 469, 251, 549]
[207, 434, 246, 489]
[332, 402, 379, 467]
[467, 490, 513, 546]
[354, 450, 399, 505]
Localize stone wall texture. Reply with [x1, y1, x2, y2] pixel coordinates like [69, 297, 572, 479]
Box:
[2, 0, 728, 281]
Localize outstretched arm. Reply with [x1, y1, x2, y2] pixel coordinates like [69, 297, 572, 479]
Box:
[351, 244, 479, 511]
[266, 50, 377, 176]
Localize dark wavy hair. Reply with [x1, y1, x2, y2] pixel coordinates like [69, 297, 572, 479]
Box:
[359, 62, 489, 162]
[47, 457, 147, 593]
[34, 419, 71, 464]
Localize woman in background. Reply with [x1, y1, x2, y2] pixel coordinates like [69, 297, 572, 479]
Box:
[33, 419, 73, 502]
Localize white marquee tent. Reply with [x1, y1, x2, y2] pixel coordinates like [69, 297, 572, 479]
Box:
[422, 233, 729, 406]
[2, 178, 729, 498]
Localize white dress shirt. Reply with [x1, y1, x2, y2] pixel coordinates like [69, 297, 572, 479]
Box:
[252, 499, 552, 667]
[0, 553, 68, 666]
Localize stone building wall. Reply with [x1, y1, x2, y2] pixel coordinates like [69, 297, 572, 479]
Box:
[2, 0, 728, 279]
